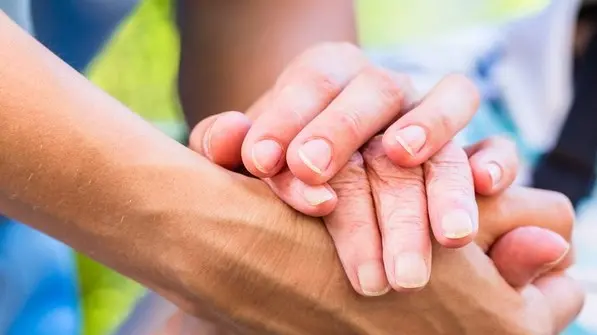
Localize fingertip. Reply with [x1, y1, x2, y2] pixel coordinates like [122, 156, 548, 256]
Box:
[470, 159, 506, 195]
[432, 209, 477, 248]
[207, 111, 252, 169]
[356, 261, 391, 297]
[188, 114, 220, 156]
[301, 185, 338, 217]
[382, 127, 427, 168]
[265, 173, 338, 217]
[388, 252, 430, 291]
[466, 136, 519, 194]
[286, 146, 330, 186]
[242, 137, 286, 178]
[470, 160, 498, 195]
[490, 226, 571, 287]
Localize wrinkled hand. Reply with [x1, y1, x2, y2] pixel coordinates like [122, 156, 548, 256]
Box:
[190, 43, 520, 294]
[162, 157, 581, 335]
[193, 109, 522, 294]
[166, 43, 582, 334]
[156, 125, 582, 335]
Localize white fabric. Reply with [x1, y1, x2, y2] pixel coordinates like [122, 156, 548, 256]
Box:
[496, 0, 580, 151]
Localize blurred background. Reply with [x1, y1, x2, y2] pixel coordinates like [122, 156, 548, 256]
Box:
[0, 0, 595, 334]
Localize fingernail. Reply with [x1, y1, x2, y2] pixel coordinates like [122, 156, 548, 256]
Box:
[486, 162, 502, 187]
[203, 122, 215, 160]
[252, 140, 283, 174]
[357, 261, 390, 296]
[394, 253, 428, 289]
[298, 138, 332, 175]
[395, 125, 426, 156]
[543, 231, 571, 268]
[442, 209, 474, 239]
[303, 186, 334, 206]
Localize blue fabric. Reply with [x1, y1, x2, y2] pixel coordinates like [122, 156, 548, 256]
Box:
[0, 218, 79, 335]
[31, 0, 139, 72]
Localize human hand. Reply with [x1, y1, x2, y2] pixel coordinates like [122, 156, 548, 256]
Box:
[192, 107, 517, 296]
[180, 118, 581, 334]
[189, 43, 516, 294]
[161, 162, 580, 335]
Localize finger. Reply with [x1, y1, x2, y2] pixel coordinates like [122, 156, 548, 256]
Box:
[475, 187, 575, 253]
[424, 141, 478, 248]
[489, 226, 570, 287]
[286, 68, 416, 185]
[188, 114, 219, 156]
[362, 137, 431, 291]
[525, 274, 585, 334]
[324, 152, 389, 297]
[188, 111, 252, 170]
[383, 74, 480, 167]
[465, 136, 519, 195]
[191, 111, 338, 217]
[241, 43, 368, 177]
[264, 169, 337, 217]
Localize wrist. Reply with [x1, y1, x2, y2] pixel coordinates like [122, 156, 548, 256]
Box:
[160, 174, 363, 334]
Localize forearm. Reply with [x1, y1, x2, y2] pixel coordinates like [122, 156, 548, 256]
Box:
[176, 0, 357, 126]
[0, 10, 255, 298]
[0, 13, 363, 333]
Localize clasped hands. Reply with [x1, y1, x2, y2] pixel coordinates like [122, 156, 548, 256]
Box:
[165, 43, 583, 334]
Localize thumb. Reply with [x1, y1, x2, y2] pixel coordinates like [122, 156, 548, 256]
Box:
[475, 187, 574, 252]
[521, 274, 585, 334]
[532, 274, 585, 333]
[489, 226, 571, 288]
[188, 111, 251, 170]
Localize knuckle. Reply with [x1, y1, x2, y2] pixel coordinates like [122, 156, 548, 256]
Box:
[374, 166, 425, 190]
[426, 171, 473, 197]
[391, 73, 419, 110]
[330, 154, 370, 195]
[345, 218, 377, 236]
[428, 155, 469, 172]
[306, 68, 342, 97]
[273, 87, 309, 127]
[361, 66, 405, 105]
[425, 158, 473, 197]
[427, 157, 471, 180]
[332, 176, 370, 196]
[280, 42, 366, 89]
[384, 208, 427, 235]
[429, 143, 469, 167]
[336, 108, 365, 138]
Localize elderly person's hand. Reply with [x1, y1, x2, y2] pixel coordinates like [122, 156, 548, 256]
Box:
[190, 43, 517, 295]
[159, 140, 581, 334]
[153, 121, 579, 334]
